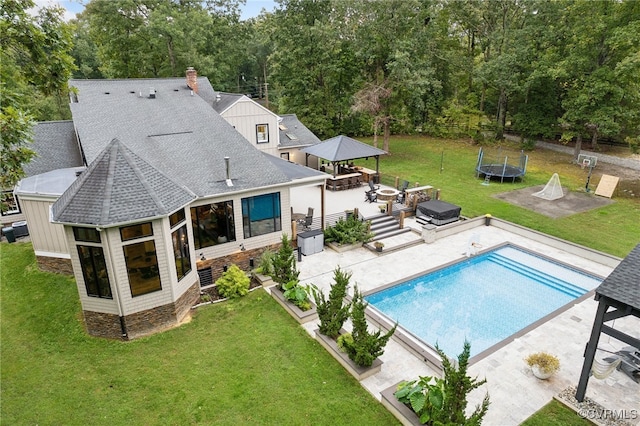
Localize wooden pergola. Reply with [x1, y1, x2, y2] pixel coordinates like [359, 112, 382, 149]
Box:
[575, 243, 640, 401]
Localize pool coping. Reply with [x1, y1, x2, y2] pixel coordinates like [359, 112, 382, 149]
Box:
[361, 239, 606, 371]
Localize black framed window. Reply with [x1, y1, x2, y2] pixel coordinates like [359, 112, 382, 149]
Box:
[172, 225, 191, 281]
[241, 192, 281, 238]
[190, 201, 235, 249]
[169, 209, 186, 227]
[256, 124, 268, 143]
[120, 222, 153, 241]
[73, 227, 101, 243]
[77, 245, 112, 299]
[1, 191, 20, 216]
[124, 240, 162, 297]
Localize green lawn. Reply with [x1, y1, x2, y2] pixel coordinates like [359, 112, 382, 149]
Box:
[0, 243, 399, 425]
[521, 400, 595, 426]
[360, 136, 639, 257]
[2, 136, 637, 425]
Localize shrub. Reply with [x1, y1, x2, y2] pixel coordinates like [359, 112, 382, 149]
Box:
[336, 332, 353, 353]
[312, 267, 352, 338]
[282, 279, 311, 311]
[341, 286, 396, 367]
[271, 234, 299, 288]
[323, 215, 373, 246]
[215, 264, 250, 298]
[255, 249, 275, 276]
[395, 341, 490, 425]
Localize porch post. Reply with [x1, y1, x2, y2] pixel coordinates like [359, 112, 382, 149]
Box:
[576, 298, 608, 402]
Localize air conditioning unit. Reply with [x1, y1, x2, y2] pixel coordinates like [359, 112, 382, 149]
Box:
[11, 221, 29, 238]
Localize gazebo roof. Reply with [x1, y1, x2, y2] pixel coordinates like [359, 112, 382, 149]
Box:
[300, 135, 386, 162]
[596, 243, 640, 311]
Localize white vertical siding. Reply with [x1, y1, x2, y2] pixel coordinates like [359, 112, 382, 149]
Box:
[20, 198, 69, 256]
[221, 99, 280, 156]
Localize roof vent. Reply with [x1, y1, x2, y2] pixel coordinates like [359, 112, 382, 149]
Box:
[224, 156, 233, 187]
[216, 93, 221, 102]
[149, 88, 156, 99]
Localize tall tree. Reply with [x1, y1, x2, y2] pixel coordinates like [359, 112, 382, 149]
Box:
[0, 0, 75, 212]
[554, 0, 640, 157]
[270, 0, 360, 138]
[344, 0, 437, 152]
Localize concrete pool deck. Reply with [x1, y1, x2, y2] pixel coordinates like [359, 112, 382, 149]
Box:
[288, 184, 639, 424]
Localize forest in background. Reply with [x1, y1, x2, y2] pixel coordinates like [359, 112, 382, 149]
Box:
[3, 0, 640, 159]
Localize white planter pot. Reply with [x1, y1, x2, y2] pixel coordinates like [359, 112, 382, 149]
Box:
[532, 365, 553, 380]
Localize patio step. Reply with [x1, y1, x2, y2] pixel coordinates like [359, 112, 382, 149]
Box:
[372, 227, 413, 241]
[366, 214, 412, 241]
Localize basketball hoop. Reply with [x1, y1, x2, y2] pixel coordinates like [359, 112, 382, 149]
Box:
[581, 158, 591, 170]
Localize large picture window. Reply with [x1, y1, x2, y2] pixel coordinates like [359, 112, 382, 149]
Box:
[241, 193, 281, 238]
[123, 239, 161, 297]
[191, 201, 235, 249]
[256, 124, 268, 143]
[77, 245, 112, 299]
[172, 225, 191, 281]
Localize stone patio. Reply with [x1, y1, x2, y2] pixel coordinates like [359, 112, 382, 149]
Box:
[287, 183, 640, 425]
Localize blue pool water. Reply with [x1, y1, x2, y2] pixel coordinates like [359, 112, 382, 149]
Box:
[365, 245, 601, 358]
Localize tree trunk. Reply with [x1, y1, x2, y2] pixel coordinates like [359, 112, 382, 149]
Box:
[382, 116, 391, 153]
[591, 127, 599, 150]
[372, 118, 379, 148]
[495, 88, 507, 139]
[573, 133, 582, 162]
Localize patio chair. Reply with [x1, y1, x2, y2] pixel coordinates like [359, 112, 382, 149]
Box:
[396, 180, 409, 203]
[298, 207, 314, 230]
[365, 189, 377, 203]
[368, 180, 380, 192]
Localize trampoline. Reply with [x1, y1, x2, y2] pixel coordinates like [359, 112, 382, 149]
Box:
[476, 147, 528, 183]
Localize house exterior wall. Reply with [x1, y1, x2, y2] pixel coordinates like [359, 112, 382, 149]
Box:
[67, 215, 200, 339]
[18, 197, 69, 257]
[220, 99, 280, 156]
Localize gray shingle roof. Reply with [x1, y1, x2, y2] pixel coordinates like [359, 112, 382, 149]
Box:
[596, 243, 640, 310]
[52, 139, 196, 226]
[209, 92, 244, 114]
[67, 78, 290, 203]
[278, 114, 322, 148]
[24, 121, 83, 177]
[300, 135, 387, 162]
[261, 152, 327, 180]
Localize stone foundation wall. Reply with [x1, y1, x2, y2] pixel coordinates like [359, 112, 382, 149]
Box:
[196, 244, 281, 282]
[84, 282, 200, 340]
[124, 302, 177, 340]
[174, 282, 200, 321]
[84, 310, 124, 339]
[37, 256, 73, 275]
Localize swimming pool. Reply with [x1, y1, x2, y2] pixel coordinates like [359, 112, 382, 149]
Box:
[365, 245, 601, 359]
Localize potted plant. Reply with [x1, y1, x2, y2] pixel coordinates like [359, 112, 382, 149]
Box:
[379, 205, 386, 213]
[525, 352, 560, 379]
[374, 241, 384, 252]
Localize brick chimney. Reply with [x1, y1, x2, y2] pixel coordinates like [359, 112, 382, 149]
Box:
[186, 67, 198, 93]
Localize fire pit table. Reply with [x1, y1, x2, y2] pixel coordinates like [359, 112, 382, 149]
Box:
[376, 188, 399, 201]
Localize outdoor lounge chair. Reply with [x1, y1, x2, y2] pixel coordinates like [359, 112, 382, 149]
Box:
[365, 190, 377, 203]
[298, 207, 314, 230]
[396, 180, 409, 203]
